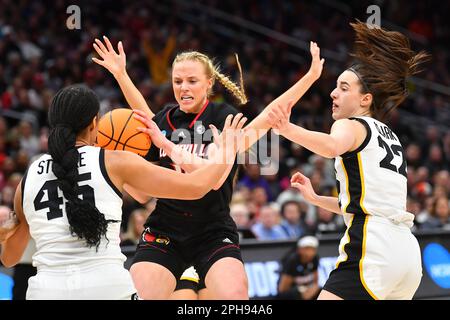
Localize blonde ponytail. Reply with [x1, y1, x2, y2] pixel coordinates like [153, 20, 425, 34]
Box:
[214, 53, 248, 105]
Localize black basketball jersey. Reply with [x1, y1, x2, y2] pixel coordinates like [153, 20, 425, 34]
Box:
[144, 100, 239, 241]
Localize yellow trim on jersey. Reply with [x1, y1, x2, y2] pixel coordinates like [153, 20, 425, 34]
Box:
[359, 215, 379, 300]
[180, 276, 200, 283]
[340, 158, 351, 213]
[356, 153, 369, 214]
[336, 214, 355, 269]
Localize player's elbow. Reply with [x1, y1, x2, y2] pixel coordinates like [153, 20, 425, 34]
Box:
[322, 148, 339, 159]
[185, 181, 211, 199]
[321, 139, 341, 158]
[318, 148, 338, 159]
[1, 259, 15, 269]
[0, 253, 18, 269]
[212, 178, 226, 191]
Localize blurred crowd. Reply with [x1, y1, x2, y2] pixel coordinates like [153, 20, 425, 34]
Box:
[0, 0, 449, 248]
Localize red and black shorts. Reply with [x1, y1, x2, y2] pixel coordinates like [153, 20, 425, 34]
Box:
[132, 226, 243, 287]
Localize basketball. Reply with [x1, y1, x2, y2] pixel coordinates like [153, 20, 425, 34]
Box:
[96, 108, 151, 156]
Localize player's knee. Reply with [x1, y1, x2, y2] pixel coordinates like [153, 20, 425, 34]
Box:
[219, 278, 249, 299]
[134, 281, 173, 300]
[221, 287, 248, 299]
[135, 290, 161, 300]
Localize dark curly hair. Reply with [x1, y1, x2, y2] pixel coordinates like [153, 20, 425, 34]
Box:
[48, 84, 117, 250]
[347, 21, 430, 120]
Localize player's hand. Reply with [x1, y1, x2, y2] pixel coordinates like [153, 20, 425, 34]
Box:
[209, 113, 247, 164]
[0, 210, 19, 243]
[290, 172, 318, 204]
[306, 41, 325, 81]
[267, 99, 295, 135]
[133, 110, 167, 149]
[92, 36, 126, 77]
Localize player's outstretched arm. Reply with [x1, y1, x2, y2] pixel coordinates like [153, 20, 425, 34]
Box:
[106, 118, 243, 200]
[267, 100, 360, 158]
[239, 41, 325, 152]
[0, 182, 31, 268]
[133, 110, 247, 190]
[92, 36, 154, 118]
[290, 172, 342, 215]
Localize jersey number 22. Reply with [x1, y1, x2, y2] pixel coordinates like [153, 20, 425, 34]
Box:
[377, 136, 407, 178]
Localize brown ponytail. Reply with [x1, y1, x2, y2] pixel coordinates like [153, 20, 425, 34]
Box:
[348, 21, 430, 120]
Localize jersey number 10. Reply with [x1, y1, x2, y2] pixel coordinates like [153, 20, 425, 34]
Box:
[33, 173, 95, 220]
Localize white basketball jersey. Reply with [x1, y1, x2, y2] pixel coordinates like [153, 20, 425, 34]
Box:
[22, 146, 125, 269]
[335, 116, 414, 227]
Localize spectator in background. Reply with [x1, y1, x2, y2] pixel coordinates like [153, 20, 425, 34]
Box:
[141, 29, 176, 86]
[247, 186, 269, 221]
[277, 180, 306, 206]
[0, 135, 7, 165]
[277, 166, 313, 213]
[407, 166, 417, 192]
[422, 126, 441, 154]
[417, 196, 435, 223]
[230, 203, 251, 228]
[277, 169, 318, 227]
[238, 164, 273, 201]
[314, 206, 345, 235]
[0, 117, 7, 136]
[1, 157, 16, 185]
[6, 173, 22, 192]
[14, 150, 29, 174]
[120, 208, 150, 247]
[230, 203, 255, 240]
[443, 132, 450, 162]
[303, 155, 335, 189]
[231, 188, 251, 206]
[265, 170, 283, 201]
[405, 143, 423, 169]
[0, 186, 14, 209]
[18, 120, 39, 159]
[412, 167, 433, 201]
[279, 200, 310, 239]
[425, 144, 448, 176]
[38, 127, 49, 154]
[0, 137, 7, 189]
[277, 236, 320, 300]
[421, 196, 450, 230]
[407, 197, 424, 230]
[386, 109, 415, 146]
[251, 203, 288, 240]
[433, 170, 449, 196]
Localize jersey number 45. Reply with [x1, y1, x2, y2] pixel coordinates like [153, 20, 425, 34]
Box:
[33, 173, 95, 220]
